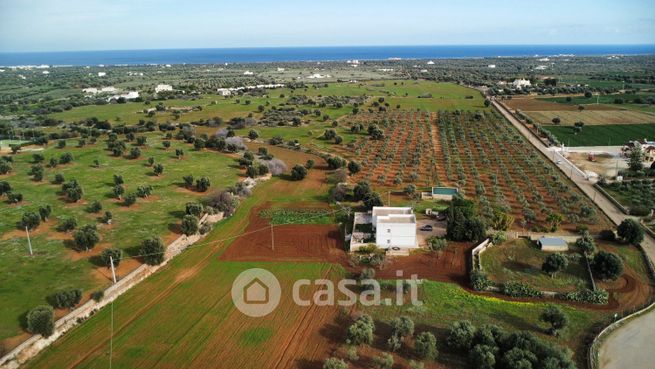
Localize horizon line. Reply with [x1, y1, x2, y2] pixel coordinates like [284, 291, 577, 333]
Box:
[2, 43, 655, 54]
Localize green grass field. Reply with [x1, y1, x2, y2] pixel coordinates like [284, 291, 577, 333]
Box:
[540, 94, 655, 106]
[542, 123, 655, 146]
[48, 81, 487, 127]
[0, 133, 240, 341]
[481, 239, 591, 292]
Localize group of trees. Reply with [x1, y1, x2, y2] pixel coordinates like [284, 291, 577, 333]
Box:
[353, 181, 384, 209]
[446, 320, 576, 369]
[446, 197, 486, 242]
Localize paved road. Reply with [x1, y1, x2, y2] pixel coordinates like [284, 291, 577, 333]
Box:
[492, 99, 655, 369]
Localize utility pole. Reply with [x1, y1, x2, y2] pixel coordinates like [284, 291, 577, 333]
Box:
[270, 224, 275, 251]
[109, 256, 117, 284]
[25, 227, 33, 256]
[388, 191, 391, 206]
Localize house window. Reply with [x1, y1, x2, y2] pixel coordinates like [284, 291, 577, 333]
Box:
[387, 229, 391, 233]
[387, 239, 391, 244]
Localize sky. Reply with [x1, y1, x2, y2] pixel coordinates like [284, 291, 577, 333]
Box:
[0, 0, 654, 52]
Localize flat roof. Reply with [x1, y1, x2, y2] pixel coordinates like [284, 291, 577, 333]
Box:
[377, 214, 416, 224]
[372, 207, 413, 217]
[538, 237, 568, 247]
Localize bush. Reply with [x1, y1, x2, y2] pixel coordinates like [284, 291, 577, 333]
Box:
[91, 290, 104, 302]
[124, 193, 137, 206]
[346, 314, 375, 346]
[591, 251, 624, 280]
[446, 320, 475, 350]
[57, 217, 77, 232]
[181, 214, 199, 236]
[559, 289, 609, 304]
[542, 253, 569, 277]
[88, 200, 103, 213]
[470, 270, 492, 291]
[469, 344, 496, 369]
[73, 224, 100, 251]
[415, 331, 438, 360]
[21, 211, 41, 230]
[427, 237, 447, 251]
[141, 237, 165, 265]
[617, 219, 644, 245]
[501, 281, 543, 298]
[185, 202, 204, 217]
[291, 164, 308, 180]
[599, 229, 616, 242]
[323, 357, 348, 369]
[26, 305, 54, 337]
[540, 305, 568, 335]
[373, 353, 393, 369]
[196, 177, 211, 192]
[100, 248, 122, 267]
[49, 289, 82, 309]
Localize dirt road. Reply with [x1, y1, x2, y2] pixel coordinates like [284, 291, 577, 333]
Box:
[492, 99, 655, 369]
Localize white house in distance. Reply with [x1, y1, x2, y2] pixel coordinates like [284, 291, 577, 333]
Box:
[217, 88, 232, 96]
[155, 84, 173, 93]
[512, 79, 532, 89]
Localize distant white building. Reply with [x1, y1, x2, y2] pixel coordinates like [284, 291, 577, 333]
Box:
[97, 72, 106, 77]
[535, 65, 548, 70]
[107, 91, 139, 102]
[155, 84, 173, 93]
[427, 60, 435, 65]
[512, 79, 532, 89]
[371, 207, 417, 249]
[83, 88, 99, 95]
[101, 86, 117, 93]
[307, 73, 331, 79]
[217, 88, 232, 96]
[277, 67, 286, 72]
[243, 71, 254, 75]
[488, 64, 496, 69]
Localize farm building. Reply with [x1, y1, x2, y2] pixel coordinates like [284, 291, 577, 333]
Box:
[512, 79, 531, 89]
[537, 237, 569, 252]
[155, 84, 173, 93]
[350, 207, 418, 253]
[422, 187, 459, 200]
[107, 91, 139, 102]
[217, 88, 232, 96]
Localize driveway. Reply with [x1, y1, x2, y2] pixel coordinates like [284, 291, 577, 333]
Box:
[492, 100, 655, 369]
[415, 218, 446, 246]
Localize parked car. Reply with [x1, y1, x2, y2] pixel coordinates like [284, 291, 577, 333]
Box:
[420, 225, 433, 232]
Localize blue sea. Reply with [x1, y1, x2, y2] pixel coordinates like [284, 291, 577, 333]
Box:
[1, 45, 654, 66]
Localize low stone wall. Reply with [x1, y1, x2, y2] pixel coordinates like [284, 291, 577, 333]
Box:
[471, 238, 493, 271]
[0, 212, 223, 369]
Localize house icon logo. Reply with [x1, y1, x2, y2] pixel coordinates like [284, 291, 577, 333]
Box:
[244, 278, 269, 304]
[231, 268, 281, 317]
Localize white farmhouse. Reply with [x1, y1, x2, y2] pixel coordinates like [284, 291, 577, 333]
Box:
[512, 79, 531, 89]
[97, 72, 106, 77]
[217, 88, 232, 96]
[155, 84, 173, 93]
[82, 87, 99, 95]
[101, 86, 117, 93]
[371, 207, 417, 249]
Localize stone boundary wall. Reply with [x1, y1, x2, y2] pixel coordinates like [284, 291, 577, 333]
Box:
[0, 213, 223, 369]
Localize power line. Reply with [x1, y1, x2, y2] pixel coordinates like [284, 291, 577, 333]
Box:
[114, 206, 349, 262]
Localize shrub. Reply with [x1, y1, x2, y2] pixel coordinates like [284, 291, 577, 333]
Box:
[38, 205, 52, 221]
[141, 237, 165, 265]
[21, 211, 41, 230]
[100, 248, 122, 267]
[88, 200, 103, 213]
[291, 165, 308, 180]
[373, 353, 393, 369]
[470, 270, 492, 291]
[26, 305, 54, 337]
[196, 177, 211, 192]
[73, 224, 99, 251]
[153, 163, 164, 176]
[49, 289, 82, 309]
[53, 173, 65, 184]
[501, 281, 543, 298]
[617, 219, 644, 245]
[323, 357, 348, 369]
[559, 289, 609, 304]
[446, 320, 475, 351]
[123, 193, 137, 206]
[540, 305, 568, 335]
[542, 253, 569, 277]
[0, 160, 12, 174]
[599, 229, 616, 241]
[181, 215, 199, 236]
[427, 237, 447, 251]
[185, 202, 204, 217]
[591, 251, 624, 280]
[469, 344, 496, 369]
[57, 217, 77, 232]
[346, 314, 375, 346]
[414, 331, 438, 360]
[575, 232, 596, 255]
